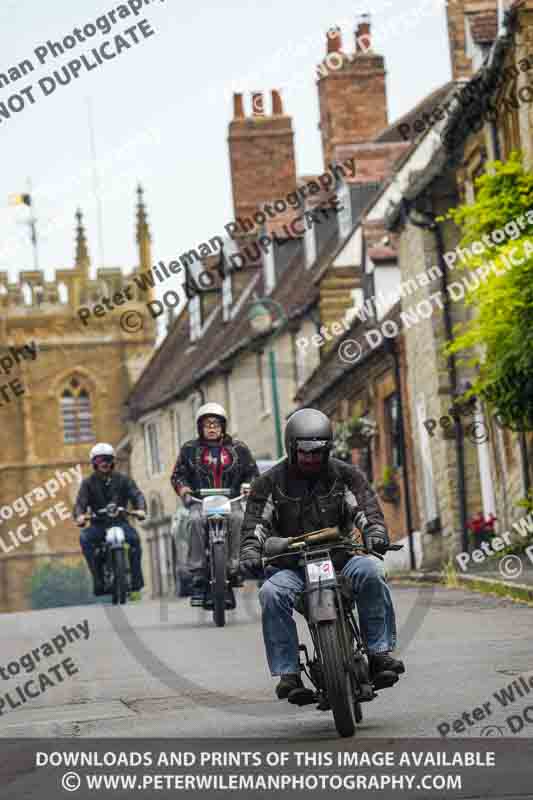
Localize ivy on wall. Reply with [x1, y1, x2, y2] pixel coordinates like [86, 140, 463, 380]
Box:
[442, 150, 533, 431]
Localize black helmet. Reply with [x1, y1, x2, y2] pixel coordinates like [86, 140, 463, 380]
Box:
[284, 408, 333, 466]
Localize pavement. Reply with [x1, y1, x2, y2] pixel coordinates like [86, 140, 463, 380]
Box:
[0, 581, 532, 739]
[389, 553, 533, 603]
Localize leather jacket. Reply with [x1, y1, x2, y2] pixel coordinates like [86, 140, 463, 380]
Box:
[170, 435, 259, 499]
[240, 457, 388, 567]
[73, 471, 146, 519]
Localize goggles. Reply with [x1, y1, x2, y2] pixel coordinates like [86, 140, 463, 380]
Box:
[93, 455, 114, 465]
[203, 418, 223, 429]
[295, 439, 330, 453]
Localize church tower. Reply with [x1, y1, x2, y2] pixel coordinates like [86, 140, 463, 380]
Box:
[0, 190, 157, 612]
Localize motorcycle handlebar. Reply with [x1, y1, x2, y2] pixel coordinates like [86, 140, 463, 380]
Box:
[262, 541, 404, 566]
[76, 507, 146, 524]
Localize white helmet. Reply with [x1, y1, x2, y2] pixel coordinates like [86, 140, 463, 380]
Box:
[195, 402, 227, 434]
[90, 442, 115, 462]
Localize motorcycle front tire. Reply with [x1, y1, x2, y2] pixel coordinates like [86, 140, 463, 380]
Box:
[316, 620, 356, 737]
[112, 548, 127, 605]
[212, 541, 226, 627]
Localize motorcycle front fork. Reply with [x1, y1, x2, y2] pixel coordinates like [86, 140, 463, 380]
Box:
[298, 614, 374, 705]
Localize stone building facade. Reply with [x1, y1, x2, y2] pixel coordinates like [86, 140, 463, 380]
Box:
[383, 0, 533, 566]
[0, 188, 157, 612]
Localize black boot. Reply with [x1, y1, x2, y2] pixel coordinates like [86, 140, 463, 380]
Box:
[190, 575, 207, 607]
[369, 653, 404, 689]
[87, 556, 105, 596]
[91, 569, 105, 596]
[276, 673, 304, 699]
[229, 568, 244, 587]
[131, 575, 144, 592]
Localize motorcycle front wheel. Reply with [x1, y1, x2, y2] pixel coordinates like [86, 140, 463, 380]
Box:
[112, 548, 127, 605]
[316, 620, 356, 737]
[212, 541, 226, 627]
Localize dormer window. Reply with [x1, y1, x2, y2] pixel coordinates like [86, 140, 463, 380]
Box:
[337, 181, 352, 239]
[304, 219, 317, 268]
[189, 295, 202, 341]
[221, 237, 241, 320]
[263, 239, 275, 293]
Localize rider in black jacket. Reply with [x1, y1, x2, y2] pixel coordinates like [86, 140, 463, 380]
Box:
[74, 443, 146, 595]
[171, 402, 259, 605]
[240, 408, 405, 700]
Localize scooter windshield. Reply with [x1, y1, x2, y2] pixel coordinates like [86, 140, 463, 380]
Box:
[202, 495, 231, 516]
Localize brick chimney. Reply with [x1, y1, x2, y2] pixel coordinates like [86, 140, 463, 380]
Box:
[228, 90, 297, 225]
[446, 0, 501, 80]
[317, 15, 388, 166]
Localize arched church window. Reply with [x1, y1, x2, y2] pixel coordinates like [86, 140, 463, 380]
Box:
[60, 376, 95, 444]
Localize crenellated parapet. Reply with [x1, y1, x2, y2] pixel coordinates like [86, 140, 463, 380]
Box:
[0, 185, 156, 316]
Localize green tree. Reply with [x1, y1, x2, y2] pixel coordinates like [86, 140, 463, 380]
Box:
[29, 561, 99, 609]
[442, 151, 533, 430]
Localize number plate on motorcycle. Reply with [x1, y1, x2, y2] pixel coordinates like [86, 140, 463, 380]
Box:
[306, 558, 334, 583]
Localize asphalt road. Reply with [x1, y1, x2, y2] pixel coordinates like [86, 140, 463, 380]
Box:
[0, 582, 532, 740]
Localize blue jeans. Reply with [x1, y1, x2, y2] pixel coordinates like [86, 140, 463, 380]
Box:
[80, 522, 143, 587]
[258, 555, 397, 676]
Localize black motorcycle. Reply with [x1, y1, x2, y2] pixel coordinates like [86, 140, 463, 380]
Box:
[189, 489, 246, 627]
[84, 504, 144, 605]
[263, 529, 402, 738]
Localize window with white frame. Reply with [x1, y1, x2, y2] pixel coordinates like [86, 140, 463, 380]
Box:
[295, 337, 307, 387]
[337, 181, 352, 239]
[144, 420, 163, 476]
[223, 373, 236, 429]
[416, 394, 438, 523]
[172, 409, 182, 453]
[190, 394, 202, 435]
[189, 295, 202, 341]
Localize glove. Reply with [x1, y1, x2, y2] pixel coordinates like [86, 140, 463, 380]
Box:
[365, 527, 389, 555]
[136, 510, 147, 521]
[240, 559, 262, 579]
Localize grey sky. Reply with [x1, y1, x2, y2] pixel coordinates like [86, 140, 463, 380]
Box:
[0, 0, 450, 285]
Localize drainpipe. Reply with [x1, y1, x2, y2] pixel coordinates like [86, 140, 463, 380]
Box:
[385, 337, 416, 570]
[407, 204, 470, 553]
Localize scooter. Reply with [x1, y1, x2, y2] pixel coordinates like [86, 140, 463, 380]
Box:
[189, 489, 246, 627]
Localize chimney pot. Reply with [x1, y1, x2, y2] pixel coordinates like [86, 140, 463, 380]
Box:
[326, 26, 342, 53]
[233, 93, 245, 119]
[251, 91, 265, 116]
[355, 13, 371, 52]
[271, 89, 283, 115]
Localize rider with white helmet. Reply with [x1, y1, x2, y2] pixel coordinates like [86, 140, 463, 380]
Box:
[74, 442, 147, 595]
[170, 403, 259, 605]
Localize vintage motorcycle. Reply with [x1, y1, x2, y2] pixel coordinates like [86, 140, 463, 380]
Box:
[84, 504, 144, 605]
[263, 528, 403, 738]
[189, 488, 246, 627]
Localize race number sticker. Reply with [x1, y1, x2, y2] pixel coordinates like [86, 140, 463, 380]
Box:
[306, 558, 334, 583]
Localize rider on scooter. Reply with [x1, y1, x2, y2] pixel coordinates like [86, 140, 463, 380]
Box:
[74, 443, 147, 595]
[240, 408, 405, 701]
[170, 403, 259, 606]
